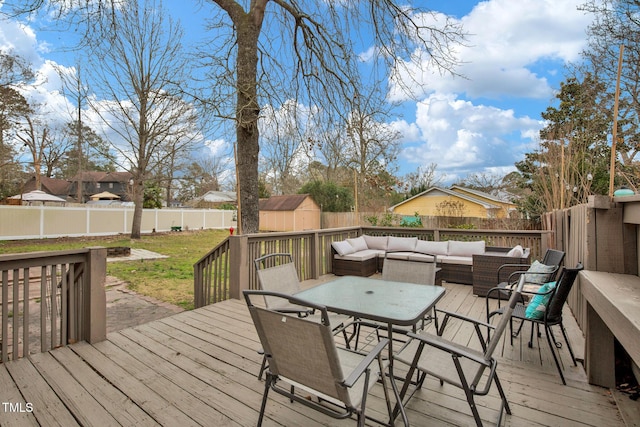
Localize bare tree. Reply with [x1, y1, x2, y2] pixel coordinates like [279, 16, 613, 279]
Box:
[580, 0, 640, 190]
[0, 53, 34, 197]
[13, 0, 466, 233]
[85, 0, 199, 238]
[403, 163, 445, 195]
[259, 100, 311, 194]
[16, 114, 50, 189]
[0, 49, 34, 89]
[201, 1, 464, 232]
[457, 172, 506, 196]
[344, 86, 402, 211]
[56, 63, 91, 201]
[178, 153, 232, 203]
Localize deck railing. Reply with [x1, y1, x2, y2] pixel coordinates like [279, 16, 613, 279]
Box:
[0, 248, 106, 363]
[194, 226, 550, 308]
[193, 238, 231, 308]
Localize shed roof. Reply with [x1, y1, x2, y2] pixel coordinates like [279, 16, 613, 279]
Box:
[259, 194, 313, 211]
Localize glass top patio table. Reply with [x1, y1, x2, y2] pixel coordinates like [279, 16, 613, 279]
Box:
[296, 275, 446, 426]
[295, 275, 445, 326]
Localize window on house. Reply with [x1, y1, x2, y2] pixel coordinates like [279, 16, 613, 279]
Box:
[109, 183, 113, 189]
[96, 183, 101, 189]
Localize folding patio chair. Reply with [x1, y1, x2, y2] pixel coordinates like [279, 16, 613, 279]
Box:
[382, 254, 439, 329]
[244, 290, 395, 427]
[488, 263, 583, 385]
[254, 253, 356, 378]
[394, 275, 526, 426]
[354, 253, 439, 349]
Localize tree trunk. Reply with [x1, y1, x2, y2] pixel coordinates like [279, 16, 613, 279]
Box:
[235, 13, 262, 234]
[130, 179, 144, 239]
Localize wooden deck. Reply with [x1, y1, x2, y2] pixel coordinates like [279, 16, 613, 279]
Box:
[0, 279, 626, 426]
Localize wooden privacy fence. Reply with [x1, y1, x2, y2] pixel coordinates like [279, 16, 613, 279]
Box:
[542, 195, 638, 330]
[0, 248, 106, 363]
[0, 205, 236, 240]
[194, 226, 550, 308]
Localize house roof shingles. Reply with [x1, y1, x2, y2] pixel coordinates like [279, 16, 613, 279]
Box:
[23, 176, 71, 196]
[70, 171, 133, 183]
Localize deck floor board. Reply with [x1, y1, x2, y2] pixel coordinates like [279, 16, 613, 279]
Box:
[0, 279, 627, 426]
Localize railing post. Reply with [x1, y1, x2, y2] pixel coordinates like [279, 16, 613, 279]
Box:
[229, 235, 249, 300]
[310, 230, 320, 279]
[84, 247, 107, 343]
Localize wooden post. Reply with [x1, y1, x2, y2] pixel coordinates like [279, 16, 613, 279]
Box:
[84, 247, 107, 343]
[310, 230, 320, 279]
[586, 302, 616, 388]
[228, 235, 249, 300]
[609, 45, 624, 197]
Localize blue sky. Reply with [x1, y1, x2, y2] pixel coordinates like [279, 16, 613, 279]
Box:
[2, 0, 595, 187]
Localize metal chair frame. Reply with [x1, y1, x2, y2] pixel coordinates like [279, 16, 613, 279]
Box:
[487, 263, 583, 385]
[244, 290, 396, 427]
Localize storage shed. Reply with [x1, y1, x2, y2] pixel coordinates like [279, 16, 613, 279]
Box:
[259, 194, 320, 231]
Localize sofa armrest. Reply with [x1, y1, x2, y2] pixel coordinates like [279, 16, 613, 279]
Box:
[472, 251, 531, 297]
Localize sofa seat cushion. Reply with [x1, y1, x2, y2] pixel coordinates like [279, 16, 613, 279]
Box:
[407, 253, 437, 263]
[440, 255, 473, 266]
[334, 249, 378, 261]
[385, 251, 413, 260]
[448, 240, 486, 257]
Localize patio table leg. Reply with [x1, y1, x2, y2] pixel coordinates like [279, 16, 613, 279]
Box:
[387, 323, 409, 426]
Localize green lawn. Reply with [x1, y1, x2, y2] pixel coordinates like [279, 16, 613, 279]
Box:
[0, 229, 229, 310]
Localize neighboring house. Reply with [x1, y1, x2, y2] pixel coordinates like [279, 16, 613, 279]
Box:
[389, 186, 517, 219]
[22, 176, 71, 200]
[189, 191, 237, 209]
[68, 171, 133, 203]
[259, 194, 320, 232]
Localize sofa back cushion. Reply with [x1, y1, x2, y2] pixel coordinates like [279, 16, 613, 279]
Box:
[524, 260, 557, 284]
[448, 240, 486, 257]
[387, 236, 417, 252]
[415, 240, 449, 256]
[346, 236, 368, 252]
[525, 281, 556, 319]
[507, 245, 524, 257]
[363, 235, 388, 250]
[332, 240, 356, 256]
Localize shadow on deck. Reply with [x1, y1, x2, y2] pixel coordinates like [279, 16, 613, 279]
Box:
[0, 278, 628, 426]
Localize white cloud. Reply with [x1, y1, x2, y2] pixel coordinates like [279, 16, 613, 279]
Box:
[387, 0, 592, 183]
[0, 15, 41, 65]
[399, 93, 543, 182]
[204, 138, 229, 157]
[389, 0, 593, 102]
[0, 11, 74, 126]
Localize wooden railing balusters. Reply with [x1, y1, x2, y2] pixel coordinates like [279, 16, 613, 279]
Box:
[194, 226, 551, 308]
[0, 248, 106, 363]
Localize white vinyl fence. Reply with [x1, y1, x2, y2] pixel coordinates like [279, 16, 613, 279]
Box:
[0, 205, 236, 240]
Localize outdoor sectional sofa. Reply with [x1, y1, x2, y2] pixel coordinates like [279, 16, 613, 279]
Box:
[331, 235, 530, 287]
